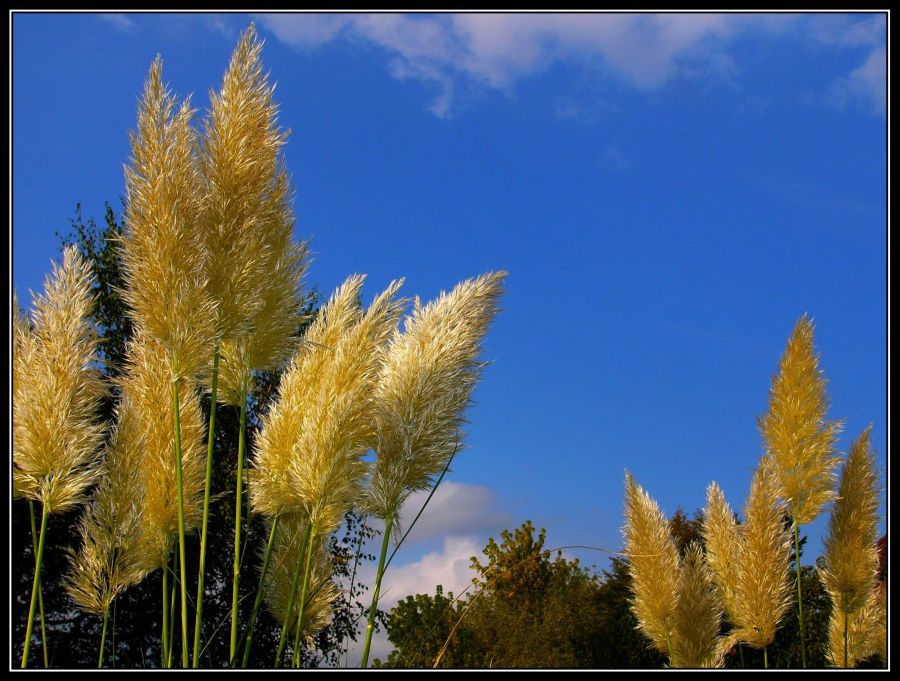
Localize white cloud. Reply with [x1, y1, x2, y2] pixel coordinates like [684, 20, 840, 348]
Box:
[380, 535, 481, 607]
[336, 481, 509, 665]
[346, 535, 482, 666]
[256, 12, 886, 119]
[394, 481, 512, 546]
[254, 13, 350, 49]
[828, 47, 887, 116]
[98, 13, 138, 33]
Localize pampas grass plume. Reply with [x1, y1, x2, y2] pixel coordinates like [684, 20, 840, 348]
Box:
[821, 426, 883, 667]
[821, 426, 881, 616]
[121, 58, 216, 381]
[65, 395, 149, 614]
[730, 457, 793, 649]
[702, 482, 741, 619]
[622, 471, 680, 656]
[366, 271, 506, 527]
[200, 23, 297, 347]
[759, 314, 841, 524]
[251, 276, 405, 536]
[670, 542, 724, 668]
[13, 246, 105, 513]
[250, 275, 366, 521]
[827, 585, 887, 667]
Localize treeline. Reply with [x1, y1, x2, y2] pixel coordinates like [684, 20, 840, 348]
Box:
[376, 515, 886, 669]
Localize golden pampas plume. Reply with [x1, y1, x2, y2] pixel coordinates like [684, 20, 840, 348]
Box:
[759, 314, 841, 525]
[251, 276, 405, 535]
[216, 240, 310, 405]
[200, 22, 305, 355]
[622, 471, 680, 657]
[201, 24, 310, 414]
[821, 426, 882, 667]
[670, 542, 724, 668]
[12, 291, 38, 502]
[121, 57, 216, 381]
[366, 271, 507, 528]
[13, 246, 105, 513]
[250, 275, 365, 521]
[121, 336, 206, 569]
[702, 482, 741, 620]
[730, 458, 793, 650]
[65, 395, 149, 615]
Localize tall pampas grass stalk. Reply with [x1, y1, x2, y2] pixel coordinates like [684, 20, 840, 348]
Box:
[121, 56, 216, 666]
[360, 271, 506, 668]
[26, 502, 49, 667]
[704, 459, 793, 666]
[622, 471, 681, 663]
[820, 426, 881, 667]
[249, 276, 404, 666]
[195, 24, 308, 665]
[65, 395, 149, 667]
[239, 514, 281, 667]
[758, 314, 841, 668]
[13, 248, 106, 668]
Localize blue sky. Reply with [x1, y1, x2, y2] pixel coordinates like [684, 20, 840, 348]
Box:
[11, 11, 887, 660]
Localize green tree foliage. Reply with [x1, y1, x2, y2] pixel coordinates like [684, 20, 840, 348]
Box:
[380, 521, 639, 668]
[14, 204, 383, 668]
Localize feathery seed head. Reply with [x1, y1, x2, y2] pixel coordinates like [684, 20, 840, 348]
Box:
[365, 271, 507, 526]
[121, 335, 206, 569]
[251, 277, 404, 536]
[121, 57, 216, 381]
[702, 482, 741, 619]
[12, 290, 38, 501]
[820, 426, 881, 617]
[670, 542, 725, 668]
[217, 239, 311, 405]
[65, 395, 149, 614]
[731, 457, 793, 649]
[759, 314, 842, 525]
[250, 275, 366, 521]
[201, 23, 295, 342]
[622, 471, 680, 655]
[12, 246, 105, 513]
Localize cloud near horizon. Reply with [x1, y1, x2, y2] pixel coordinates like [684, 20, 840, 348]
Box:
[347, 535, 482, 665]
[340, 481, 511, 664]
[254, 12, 886, 118]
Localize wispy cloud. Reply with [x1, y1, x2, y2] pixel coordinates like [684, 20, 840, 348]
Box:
[827, 47, 887, 116]
[98, 13, 138, 34]
[598, 145, 632, 173]
[255, 12, 886, 119]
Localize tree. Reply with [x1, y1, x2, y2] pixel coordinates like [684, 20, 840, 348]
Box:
[381, 521, 625, 669]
